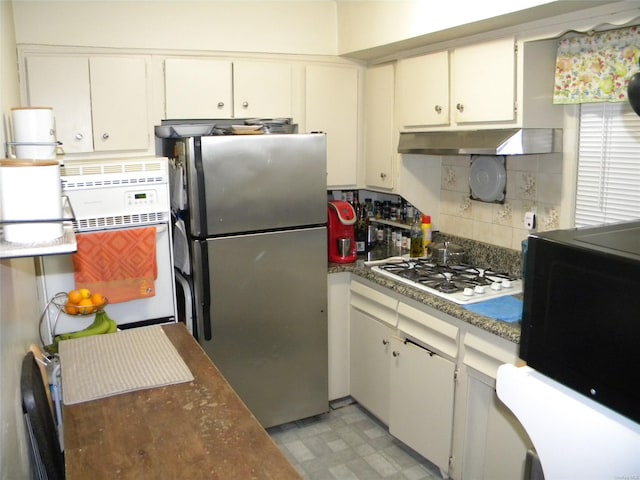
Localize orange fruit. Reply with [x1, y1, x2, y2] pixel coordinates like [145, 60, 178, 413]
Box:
[79, 288, 91, 300]
[65, 302, 79, 315]
[77, 298, 96, 315]
[68, 290, 82, 304]
[90, 293, 106, 308]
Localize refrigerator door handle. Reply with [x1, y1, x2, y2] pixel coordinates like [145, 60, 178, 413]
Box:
[192, 240, 213, 341]
[200, 245, 212, 341]
[191, 137, 209, 238]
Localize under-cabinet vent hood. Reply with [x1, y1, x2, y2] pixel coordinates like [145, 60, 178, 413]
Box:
[398, 129, 562, 156]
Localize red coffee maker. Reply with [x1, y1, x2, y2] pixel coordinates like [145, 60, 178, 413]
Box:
[327, 200, 357, 263]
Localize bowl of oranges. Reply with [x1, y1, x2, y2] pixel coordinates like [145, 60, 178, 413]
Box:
[58, 289, 108, 315]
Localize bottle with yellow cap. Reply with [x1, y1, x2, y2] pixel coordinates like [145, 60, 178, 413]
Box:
[421, 215, 432, 257]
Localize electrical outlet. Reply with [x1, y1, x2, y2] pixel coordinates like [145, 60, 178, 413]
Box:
[524, 211, 536, 230]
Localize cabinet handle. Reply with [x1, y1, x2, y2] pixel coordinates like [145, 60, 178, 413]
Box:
[434, 105, 442, 114]
[382, 339, 389, 346]
[380, 172, 387, 180]
[242, 101, 249, 108]
[217, 102, 225, 108]
[456, 103, 465, 113]
[102, 133, 110, 141]
[75, 133, 84, 141]
[392, 351, 400, 357]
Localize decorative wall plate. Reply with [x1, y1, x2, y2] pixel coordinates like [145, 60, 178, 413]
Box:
[469, 155, 506, 203]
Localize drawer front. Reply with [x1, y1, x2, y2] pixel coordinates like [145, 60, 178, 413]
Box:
[463, 331, 519, 380]
[350, 280, 398, 328]
[397, 302, 459, 359]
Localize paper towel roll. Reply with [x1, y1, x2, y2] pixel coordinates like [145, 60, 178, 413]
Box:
[11, 107, 57, 160]
[0, 160, 63, 243]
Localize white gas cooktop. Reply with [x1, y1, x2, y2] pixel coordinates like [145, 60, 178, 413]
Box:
[371, 260, 522, 305]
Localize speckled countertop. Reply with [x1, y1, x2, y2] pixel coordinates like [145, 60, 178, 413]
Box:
[330, 233, 523, 344]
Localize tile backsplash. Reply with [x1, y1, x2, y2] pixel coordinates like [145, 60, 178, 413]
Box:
[439, 153, 563, 250]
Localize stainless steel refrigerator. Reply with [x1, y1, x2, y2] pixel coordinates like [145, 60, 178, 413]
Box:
[168, 133, 328, 428]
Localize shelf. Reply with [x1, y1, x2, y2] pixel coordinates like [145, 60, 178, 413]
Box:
[370, 218, 412, 230]
[0, 196, 77, 259]
[0, 223, 77, 259]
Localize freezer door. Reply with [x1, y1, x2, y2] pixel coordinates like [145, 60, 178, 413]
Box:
[192, 227, 328, 428]
[186, 133, 327, 237]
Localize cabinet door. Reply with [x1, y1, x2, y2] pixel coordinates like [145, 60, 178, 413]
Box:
[364, 63, 395, 189]
[350, 308, 392, 425]
[452, 38, 516, 124]
[233, 61, 292, 119]
[26, 55, 94, 154]
[396, 51, 449, 128]
[328, 273, 351, 401]
[461, 374, 531, 480]
[390, 338, 455, 474]
[306, 65, 358, 188]
[164, 58, 233, 119]
[89, 57, 149, 151]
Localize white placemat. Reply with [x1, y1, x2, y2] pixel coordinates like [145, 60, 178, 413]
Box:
[59, 325, 194, 405]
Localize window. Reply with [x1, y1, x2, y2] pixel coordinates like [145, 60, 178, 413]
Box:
[576, 102, 640, 227]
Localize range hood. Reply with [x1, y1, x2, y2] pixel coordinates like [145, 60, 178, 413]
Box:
[398, 128, 562, 156]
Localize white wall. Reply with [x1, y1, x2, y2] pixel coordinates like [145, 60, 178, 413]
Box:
[13, 1, 338, 55]
[335, 0, 623, 58]
[1, 2, 42, 478]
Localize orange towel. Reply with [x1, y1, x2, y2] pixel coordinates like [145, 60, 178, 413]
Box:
[72, 227, 157, 304]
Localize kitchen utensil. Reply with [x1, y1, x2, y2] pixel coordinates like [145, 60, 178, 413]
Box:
[431, 241, 466, 265]
[363, 256, 406, 267]
[327, 200, 357, 263]
[469, 155, 506, 203]
[337, 238, 352, 257]
[11, 107, 57, 160]
[0, 159, 63, 243]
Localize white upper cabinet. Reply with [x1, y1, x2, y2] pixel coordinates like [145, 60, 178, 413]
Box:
[89, 57, 149, 151]
[26, 55, 93, 153]
[451, 37, 516, 124]
[364, 63, 395, 190]
[165, 58, 233, 118]
[26, 55, 149, 154]
[394, 36, 560, 130]
[233, 61, 292, 119]
[164, 58, 292, 120]
[396, 51, 449, 128]
[305, 64, 358, 188]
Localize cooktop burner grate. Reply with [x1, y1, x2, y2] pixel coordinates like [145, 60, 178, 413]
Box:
[372, 260, 522, 304]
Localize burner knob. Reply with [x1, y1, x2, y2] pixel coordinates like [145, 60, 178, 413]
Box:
[463, 287, 474, 296]
[474, 285, 485, 294]
[491, 282, 503, 291]
[502, 280, 512, 288]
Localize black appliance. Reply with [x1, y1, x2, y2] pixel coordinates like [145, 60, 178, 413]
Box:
[520, 220, 640, 424]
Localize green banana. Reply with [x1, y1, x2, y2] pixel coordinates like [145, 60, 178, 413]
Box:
[56, 310, 112, 342]
[106, 318, 118, 334]
[99, 310, 118, 333]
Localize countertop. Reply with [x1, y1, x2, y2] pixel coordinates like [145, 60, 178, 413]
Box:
[62, 323, 302, 479]
[329, 240, 523, 344]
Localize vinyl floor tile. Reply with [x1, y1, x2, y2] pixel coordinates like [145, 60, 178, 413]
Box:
[268, 400, 443, 480]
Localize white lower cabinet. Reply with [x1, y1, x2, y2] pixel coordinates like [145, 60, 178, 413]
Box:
[328, 273, 351, 401]
[453, 330, 533, 480]
[349, 280, 398, 424]
[347, 277, 531, 479]
[389, 337, 455, 476]
[350, 307, 393, 424]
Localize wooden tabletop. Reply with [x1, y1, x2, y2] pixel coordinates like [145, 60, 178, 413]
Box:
[62, 323, 302, 479]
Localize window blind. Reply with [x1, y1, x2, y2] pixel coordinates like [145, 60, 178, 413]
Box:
[576, 102, 640, 227]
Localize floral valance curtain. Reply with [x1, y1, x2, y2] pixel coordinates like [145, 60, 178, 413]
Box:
[553, 25, 640, 104]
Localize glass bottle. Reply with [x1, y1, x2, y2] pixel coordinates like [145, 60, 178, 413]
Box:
[410, 212, 424, 258]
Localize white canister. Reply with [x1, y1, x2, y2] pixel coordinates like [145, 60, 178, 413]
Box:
[0, 160, 63, 243]
[11, 107, 57, 160]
